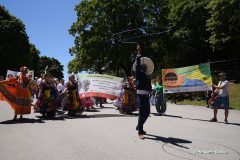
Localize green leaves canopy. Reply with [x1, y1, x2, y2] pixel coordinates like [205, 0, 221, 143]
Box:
[68, 0, 239, 78]
[0, 5, 64, 79]
[39, 56, 64, 79]
[0, 5, 36, 76]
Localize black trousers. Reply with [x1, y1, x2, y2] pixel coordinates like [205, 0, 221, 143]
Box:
[155, 94, 166, 113]
[137, 94, 150, 134]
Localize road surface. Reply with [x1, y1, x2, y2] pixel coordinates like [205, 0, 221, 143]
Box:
[0, 100, 240, 160]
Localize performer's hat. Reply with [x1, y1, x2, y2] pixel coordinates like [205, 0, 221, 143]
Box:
[218, 72, 226, 77]
[133, 57, 154, 75]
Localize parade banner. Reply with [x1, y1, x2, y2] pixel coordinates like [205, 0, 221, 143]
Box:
[162, 63, 212, 93]
[77, 74, 124, 100]
[6, 70, 34, 79]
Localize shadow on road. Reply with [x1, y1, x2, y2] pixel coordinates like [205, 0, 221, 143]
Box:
[156, 113, 240, 127]
[145, 134, 192, 149]
[0, 118, 45, 124]
[157, 114, 183, 118]
[63, 114, 91, 119]
[98, 106, 116, 109]
[182, 117, 240, 126]
[35, 115, 65, 121]
[90, 113, 138, 118]
[56, 113, 137, 119]
[84, 109, 100, 112]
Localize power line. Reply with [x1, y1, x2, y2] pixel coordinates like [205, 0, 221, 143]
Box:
[210, 59, 240, 64]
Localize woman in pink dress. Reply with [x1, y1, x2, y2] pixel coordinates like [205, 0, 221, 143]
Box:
[81, 96, 94, 111]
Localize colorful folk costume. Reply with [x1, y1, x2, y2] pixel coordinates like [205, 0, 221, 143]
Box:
[0, 78, 32, 118]
[113, 89, 124, 109]
[81, 97, 94, 111]
[120, 81, 137, 114]
[37, 80, 57, 118]
[65, 80, 82, 116]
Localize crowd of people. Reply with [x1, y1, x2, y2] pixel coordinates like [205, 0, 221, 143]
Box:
[0, 66, 108, 120]
[0, 61, 230, 140]
[0, 65, 167, 121]
[114, 76, 166, 116]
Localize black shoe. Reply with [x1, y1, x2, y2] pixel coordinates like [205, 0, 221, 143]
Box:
[209, 118, 217, 122]
[138, 130, 147, 135]
[224, 119, 228, 124]
[136, 127, 147, 135]
[156, 112, 162, 116]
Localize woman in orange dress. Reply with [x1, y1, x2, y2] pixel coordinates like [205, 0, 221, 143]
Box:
[0, 66, 32, 121]
[14, 66, 31, 120]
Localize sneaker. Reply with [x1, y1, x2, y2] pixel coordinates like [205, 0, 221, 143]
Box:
[209, 118, 217, 122]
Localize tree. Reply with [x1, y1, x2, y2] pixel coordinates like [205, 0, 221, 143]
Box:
[168, 0, 212, 66]
[29, 44, 41, 76]
[69, 0, 170, 76]
[0, 5, 40, 77]
[0, 5, 65, 79]
[39, 56, 64, 79]
[69, 0, 239, 80]
[206, 0, 240, 60]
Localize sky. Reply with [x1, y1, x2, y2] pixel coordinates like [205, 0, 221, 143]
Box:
[0, 0, 81, 80]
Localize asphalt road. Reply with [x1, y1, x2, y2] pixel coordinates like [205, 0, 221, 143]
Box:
[0, 100, 240, 160]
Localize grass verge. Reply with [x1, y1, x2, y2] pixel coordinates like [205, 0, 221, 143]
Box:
[177, 83, 240, 110]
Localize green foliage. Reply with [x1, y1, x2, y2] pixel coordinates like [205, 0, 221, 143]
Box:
[39, 56, 64, 79]
[206, 0, 240, 58]
[0, 5, 32, 76]
[0, 5, 64, 79]
[69, 0, 170, 76]
[168, 0, 211, 66]
[69, 0, 239, 78]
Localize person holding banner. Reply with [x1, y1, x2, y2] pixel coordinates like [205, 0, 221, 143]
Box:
[135, 45, 152, 139]
[155, 76, 166, 116]
[210, 72, 230, 124]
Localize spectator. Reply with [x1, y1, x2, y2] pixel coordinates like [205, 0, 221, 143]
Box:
[57, 79, 65, 94]
[209, 72, 230, 124]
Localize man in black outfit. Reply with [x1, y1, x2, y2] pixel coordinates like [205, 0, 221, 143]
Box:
[135, 45, 152, 139]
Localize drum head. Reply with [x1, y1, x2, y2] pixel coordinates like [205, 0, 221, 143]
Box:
[133, 57, 154, 75]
